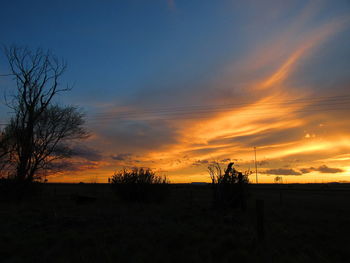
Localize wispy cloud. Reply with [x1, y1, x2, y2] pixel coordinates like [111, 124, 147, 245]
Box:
[55, 2, 350, 183]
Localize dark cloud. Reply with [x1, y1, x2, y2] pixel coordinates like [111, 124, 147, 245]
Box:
[300, 165, 344, 174]
[111, 153, 132, 161]
[264, 165, 344, 176]
[51, 160, 99, 172]
[71, 145, 102, 161]
[263, 168, 302, 175]
[318, 165, 343, 173]
[300, 167, 314, 174]
[192, 160, 209, 166]
[183, 144, 231, 156]
[258, 160, 269, 166]
[192, 158, 240, 167]
[96, 119, 179, 153]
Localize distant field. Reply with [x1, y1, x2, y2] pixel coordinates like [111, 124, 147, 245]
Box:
[1, 183, 350, 262]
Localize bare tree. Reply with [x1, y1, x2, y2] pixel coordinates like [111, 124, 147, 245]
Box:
[0, 46, 88, 182]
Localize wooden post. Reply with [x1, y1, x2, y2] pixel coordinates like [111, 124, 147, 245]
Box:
[256, 199, 265, 241]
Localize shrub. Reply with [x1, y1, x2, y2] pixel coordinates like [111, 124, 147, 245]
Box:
[208, 162, 250, 210]
[274, 176, 283, 184]
[110, 168, 169, 203]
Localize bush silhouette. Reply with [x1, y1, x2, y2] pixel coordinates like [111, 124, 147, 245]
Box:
[208, 162, 249, 210]
[110, 168, 169, 203]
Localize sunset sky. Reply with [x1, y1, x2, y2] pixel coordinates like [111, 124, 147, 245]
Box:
[1, 0, 350, 183]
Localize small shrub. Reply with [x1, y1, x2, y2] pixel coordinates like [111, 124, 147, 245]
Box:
[274, 176, 283, 184]
[208, 162, 250, 210]
[110, 168, 169, 203]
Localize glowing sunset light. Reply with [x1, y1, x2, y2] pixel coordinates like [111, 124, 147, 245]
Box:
[3, 3, 350, 262]
[1, 0, 349, 184]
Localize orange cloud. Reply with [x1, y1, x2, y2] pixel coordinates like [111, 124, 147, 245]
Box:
[53, 3, 350, 184]
[136, 9, 350, 182]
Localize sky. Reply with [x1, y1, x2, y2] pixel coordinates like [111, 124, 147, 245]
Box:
[1, 0, 350, 183]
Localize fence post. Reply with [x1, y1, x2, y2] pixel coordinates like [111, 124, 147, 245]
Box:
[256, 199, 265, 241]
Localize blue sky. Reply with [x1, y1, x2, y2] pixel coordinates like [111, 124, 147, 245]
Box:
[1, 1, 349, 105]
[1, 1, 240, 103]
[1, 0, 350, 182]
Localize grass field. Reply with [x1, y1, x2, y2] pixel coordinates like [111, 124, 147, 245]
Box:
[1, 183, 350, 262]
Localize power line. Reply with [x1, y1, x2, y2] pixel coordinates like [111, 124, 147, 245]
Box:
[87, 98, 350, 122]
[94, 94, 350, 116]
[0, 94, 349, 124]
[91, 103, 350, 120]
[89, 94, 350, 119]
[92, 102, 350, 120]
[93, 94, 350, 118]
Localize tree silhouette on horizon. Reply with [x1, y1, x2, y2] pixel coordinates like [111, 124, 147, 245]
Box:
[0, 46, 88, 182]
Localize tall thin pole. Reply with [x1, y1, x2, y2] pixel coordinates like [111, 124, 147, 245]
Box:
[254, 147, 258, 184]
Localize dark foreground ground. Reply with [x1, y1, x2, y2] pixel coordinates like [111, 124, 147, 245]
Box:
[1, 183, 350, 263]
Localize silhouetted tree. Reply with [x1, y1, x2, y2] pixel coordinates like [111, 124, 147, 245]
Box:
[0, 46, 88, 182]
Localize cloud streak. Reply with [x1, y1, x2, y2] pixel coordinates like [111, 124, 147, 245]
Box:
[300, 165, 344, 174]
[55, 2, 350, 183]
[263, 168, 302, 176]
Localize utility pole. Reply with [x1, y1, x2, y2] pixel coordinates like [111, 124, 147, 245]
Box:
[254, 147, 258, 184]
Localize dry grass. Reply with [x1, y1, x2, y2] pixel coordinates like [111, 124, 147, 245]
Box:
[0, 183, 350, 262]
